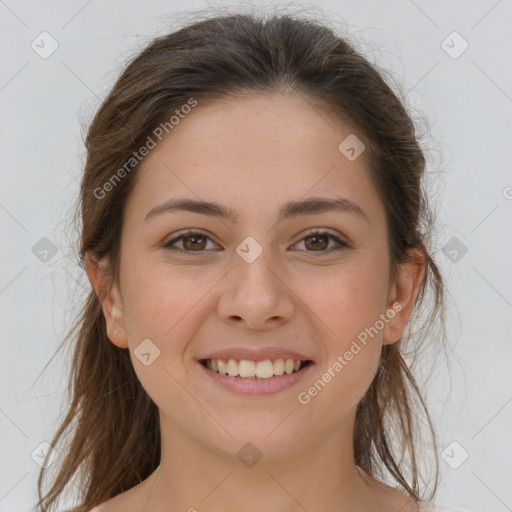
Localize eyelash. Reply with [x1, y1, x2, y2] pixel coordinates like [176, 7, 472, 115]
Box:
[161, 229, 349, 256]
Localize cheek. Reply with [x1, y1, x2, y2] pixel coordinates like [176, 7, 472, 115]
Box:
[302, 260, 389, 342]
[299, 262, 387, 401]
[120, 265, 208, 408]
[121, 261, 212, 358]
[119, 232, 194, 326]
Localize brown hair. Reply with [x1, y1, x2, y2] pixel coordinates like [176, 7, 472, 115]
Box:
[35, 10, 445, 511]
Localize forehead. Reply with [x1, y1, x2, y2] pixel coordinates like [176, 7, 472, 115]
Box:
[124, 93, 385, 225]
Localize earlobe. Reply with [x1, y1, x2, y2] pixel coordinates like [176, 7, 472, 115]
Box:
[84, 252, 129, 349]
[382, 248, 425, 345]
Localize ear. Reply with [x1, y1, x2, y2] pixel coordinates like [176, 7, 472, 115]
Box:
[84, 251, 129, 349]
[382, 248, 425, 345]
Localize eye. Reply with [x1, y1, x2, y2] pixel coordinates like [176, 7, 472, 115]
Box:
[162, 228, 349, 256]
[291, 229, 349, 256]
[162, 229, 217, 253]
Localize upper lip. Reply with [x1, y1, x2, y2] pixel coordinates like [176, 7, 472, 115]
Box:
[199, 347, 313, 362]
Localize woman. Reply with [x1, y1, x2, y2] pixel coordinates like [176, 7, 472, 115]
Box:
[36, 11, 460, 512]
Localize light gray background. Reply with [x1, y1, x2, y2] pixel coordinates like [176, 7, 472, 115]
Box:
[1, 1, 511, 511]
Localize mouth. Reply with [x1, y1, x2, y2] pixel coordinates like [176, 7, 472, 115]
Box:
[198, 357, 315, 395]
[199, 358, 313, 379]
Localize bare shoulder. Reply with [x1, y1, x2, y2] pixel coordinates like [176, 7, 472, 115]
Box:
[355, 468, 419, 512]
[383, 489, 419, 512]
[88, 468, 160, 512]
[371, 480, 419, 512]
[419, 505, 465, 512]
[87, 485, 147, 512]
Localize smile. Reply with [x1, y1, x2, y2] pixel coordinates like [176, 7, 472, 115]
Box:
[198, 358, 314, 395]
[200, 358, 311, 378]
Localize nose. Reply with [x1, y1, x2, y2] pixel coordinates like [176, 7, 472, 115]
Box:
[216, 252, 296, 330]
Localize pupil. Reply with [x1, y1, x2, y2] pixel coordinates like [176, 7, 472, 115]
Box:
[307, 235, 327, 250]
[186, 235, 204, 249]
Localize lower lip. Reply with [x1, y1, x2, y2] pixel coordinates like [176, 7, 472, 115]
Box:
[198, 361, 315, 395]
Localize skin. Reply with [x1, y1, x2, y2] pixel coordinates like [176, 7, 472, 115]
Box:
[86, 93, 424, 512]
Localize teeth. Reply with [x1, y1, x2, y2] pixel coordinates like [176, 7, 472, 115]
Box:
[273, 358, 284, 376]
[239, 359, 256, 378]
[204, 358, 308, 379]
[227, 359, 238, 377]
[217, 359, 228, 375]
[284, 359, 294, 374]
[255, 360, 274, 379]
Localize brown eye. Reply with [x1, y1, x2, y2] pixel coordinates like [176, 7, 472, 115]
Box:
[162, 229, 349, 256]
[304, 233, 330, 251]
[182, 234, 207, 251]
[163, 230, 216, 253]
[293, 230, 349, 255]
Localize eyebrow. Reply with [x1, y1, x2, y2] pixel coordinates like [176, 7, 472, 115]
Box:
[144, 196, 369, 224]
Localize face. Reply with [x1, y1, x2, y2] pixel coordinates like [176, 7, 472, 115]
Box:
[88, 93, 422, 462]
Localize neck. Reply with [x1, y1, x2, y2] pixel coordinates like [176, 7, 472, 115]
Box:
[136, 410, 407, 512]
